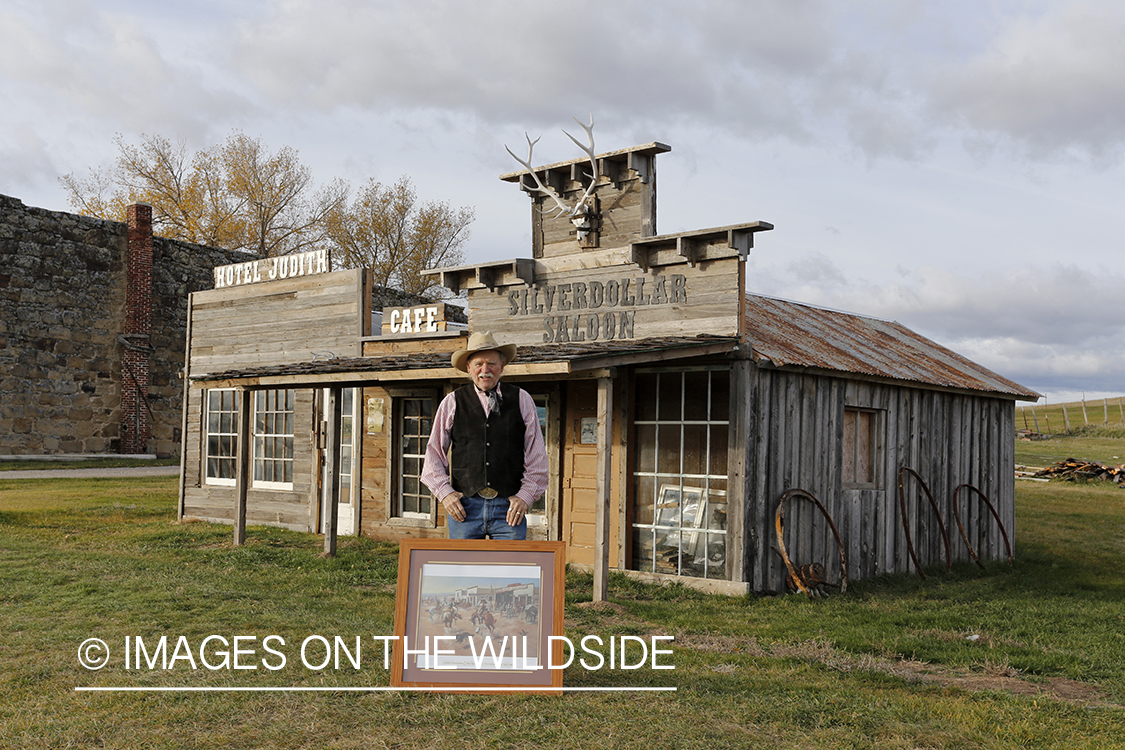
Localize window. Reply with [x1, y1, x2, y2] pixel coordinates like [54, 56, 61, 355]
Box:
[204, 389, 239, 486]
[631, 369, 730, 580]
[253, 389, 295, 489]
[395, 395, 436, 519]
[843, 407, 880, 489]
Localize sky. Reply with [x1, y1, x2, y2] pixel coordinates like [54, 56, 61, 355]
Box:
[2, 0, 1123, 405]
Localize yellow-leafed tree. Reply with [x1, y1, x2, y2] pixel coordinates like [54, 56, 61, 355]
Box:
[60, 133, 471, 290]
[324, 177, 473, 296]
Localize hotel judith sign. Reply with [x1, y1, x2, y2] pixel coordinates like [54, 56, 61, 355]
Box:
[213, 249, 331, 289]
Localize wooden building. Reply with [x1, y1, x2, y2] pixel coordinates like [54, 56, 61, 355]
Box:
[178, 138, 1037, 595]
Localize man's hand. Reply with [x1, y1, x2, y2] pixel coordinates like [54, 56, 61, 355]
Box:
[441, 492, 466, 523]
[506, 496, 528, 527]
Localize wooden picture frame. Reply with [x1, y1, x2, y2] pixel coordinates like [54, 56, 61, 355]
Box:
[391, 539, 566, 692]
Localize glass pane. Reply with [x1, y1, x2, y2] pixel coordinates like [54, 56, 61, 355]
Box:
[842, 409, 857, 483]
[634, 373, 658, 421]
[710, 371, 730, 421]
[709, 425, 729, 476]
[681, 425, 707, 475]
[633, 474, 657, 525]
[657, 373, 681, 421]
[704, 533, 728, 580]
[634, 424, 656, 474]
[683, 371, 709, 421]
[632, 527, 655, 573]
[656, 425, 681, 475]
[405, 399, 420, 417]
[403, 457, 419, 477]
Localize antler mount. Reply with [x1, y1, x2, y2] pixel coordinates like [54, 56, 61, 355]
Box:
[506, 116, 603, 247]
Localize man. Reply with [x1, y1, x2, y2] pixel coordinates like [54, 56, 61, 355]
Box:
[421, 331, 549, 540]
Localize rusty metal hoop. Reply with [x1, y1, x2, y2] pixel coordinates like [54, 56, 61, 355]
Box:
[896, 467, 952, 579]
[951, 483, 1014, 568]
[774, 488, 848, 597]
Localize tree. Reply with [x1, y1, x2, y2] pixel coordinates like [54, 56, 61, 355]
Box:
[324, 177, 474, 296]
[61, 132, 346, 257]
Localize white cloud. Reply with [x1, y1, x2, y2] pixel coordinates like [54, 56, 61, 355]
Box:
[931, 1, 1125, 163]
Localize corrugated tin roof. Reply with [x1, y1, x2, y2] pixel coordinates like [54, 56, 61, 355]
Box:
[744, 293, 1039, 400]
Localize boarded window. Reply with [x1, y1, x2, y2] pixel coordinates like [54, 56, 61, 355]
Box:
[843, 407, 879, 488]
[253, 389, 295, 489]
[204, 389, 239, 486]
[631, 369, 730, 581]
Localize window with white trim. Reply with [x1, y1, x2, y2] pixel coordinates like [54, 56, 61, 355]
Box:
[253, 389, 295, 489]
[395, 395, 436, 519]
[204, 389, 239, 486]
[631, 369, 730, 580]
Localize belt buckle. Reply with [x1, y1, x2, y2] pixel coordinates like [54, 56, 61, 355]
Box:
[479, 487, 498, 499]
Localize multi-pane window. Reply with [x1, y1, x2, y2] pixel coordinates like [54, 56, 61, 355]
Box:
[205, 389, 239, 486]
[337, 388, 355, 505]
[843, 407, 880, 488]
[397, 397, 435, 517]
[632, 369, 730, 580]
[254, 389, 295, 489]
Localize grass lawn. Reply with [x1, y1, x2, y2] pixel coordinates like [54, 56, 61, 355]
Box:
[1, 474, 1123, 749]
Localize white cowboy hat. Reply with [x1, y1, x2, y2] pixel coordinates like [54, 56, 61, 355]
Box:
[451, 331, 518, 373]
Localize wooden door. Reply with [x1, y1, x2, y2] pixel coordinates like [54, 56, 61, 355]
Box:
[561, 381, 598, 566]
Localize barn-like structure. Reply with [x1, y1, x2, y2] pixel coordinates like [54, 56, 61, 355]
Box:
[178, 136, 1037, 595]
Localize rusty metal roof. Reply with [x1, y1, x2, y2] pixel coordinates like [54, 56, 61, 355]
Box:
[743, 294, 1039, 400]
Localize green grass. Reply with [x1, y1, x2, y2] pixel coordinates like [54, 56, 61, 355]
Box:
[1018, 397, 1125, 436]
[0, 456, 180, 471]
[1015, 434, 1125, 468]
[1, 474, 1123, 749]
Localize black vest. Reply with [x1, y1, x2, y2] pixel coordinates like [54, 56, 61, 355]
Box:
[450, 382, 525, 499]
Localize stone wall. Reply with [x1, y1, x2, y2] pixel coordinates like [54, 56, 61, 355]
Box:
[0, 194, 253, 457]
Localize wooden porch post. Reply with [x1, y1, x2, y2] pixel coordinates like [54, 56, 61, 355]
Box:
[593, 375, 614, 602]
[234, 387, 251, 546]
[322, 385, 343, 557]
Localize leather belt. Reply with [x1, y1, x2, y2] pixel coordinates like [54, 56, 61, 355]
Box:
[478, 487, 499, 499]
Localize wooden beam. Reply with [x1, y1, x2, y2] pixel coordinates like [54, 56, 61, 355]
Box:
[322, 386, 343, 557]
[233, 387, 251, 546]
[593, 375, 614, 602]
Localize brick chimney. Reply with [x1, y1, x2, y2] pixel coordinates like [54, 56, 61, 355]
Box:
[120, 203, 153, 455]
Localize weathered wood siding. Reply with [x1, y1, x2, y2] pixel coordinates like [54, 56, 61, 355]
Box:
[740, 364, 1017, 592]
[181, 389, 318, 531]
[188, 269, 368, 376]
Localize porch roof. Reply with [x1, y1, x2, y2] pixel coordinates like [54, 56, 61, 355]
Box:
[189, 335, 741, 389]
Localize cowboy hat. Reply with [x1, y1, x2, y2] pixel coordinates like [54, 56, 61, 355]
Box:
[451, 331, 518, 373]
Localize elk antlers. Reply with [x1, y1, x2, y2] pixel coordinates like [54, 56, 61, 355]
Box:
[505, 115, 601, 223]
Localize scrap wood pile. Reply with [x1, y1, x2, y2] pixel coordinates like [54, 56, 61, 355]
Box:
[1034, 458, 1125, 484]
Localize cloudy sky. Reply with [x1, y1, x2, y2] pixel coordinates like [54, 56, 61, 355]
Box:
[3, 0, 1124, 405]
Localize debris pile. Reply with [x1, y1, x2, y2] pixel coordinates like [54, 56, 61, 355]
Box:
[1033, 458, 1125, 484]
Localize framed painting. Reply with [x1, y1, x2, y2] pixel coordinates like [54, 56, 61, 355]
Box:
[391, 539, 566, 692]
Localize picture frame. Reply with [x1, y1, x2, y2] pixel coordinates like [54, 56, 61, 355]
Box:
[391, 539, 566, 692]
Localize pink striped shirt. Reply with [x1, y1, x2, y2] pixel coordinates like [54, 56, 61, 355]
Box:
[421, 384, 549, 507]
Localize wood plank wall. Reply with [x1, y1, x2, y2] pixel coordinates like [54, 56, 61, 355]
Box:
[742, 365, 1017, 592]
[188, 269, 368, 375]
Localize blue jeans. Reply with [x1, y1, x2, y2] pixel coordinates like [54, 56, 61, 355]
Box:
[448, 495, 527, 540]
